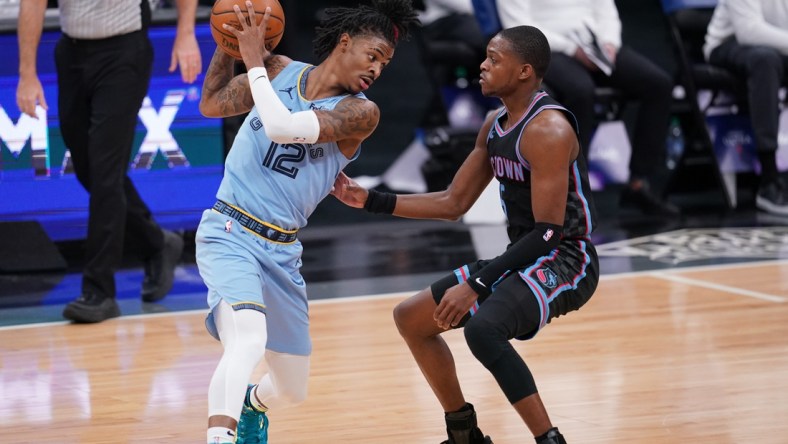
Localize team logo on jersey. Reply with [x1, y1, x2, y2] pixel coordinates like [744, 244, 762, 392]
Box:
[536, 267, 558, 288]
[279, 86, 296, 100]
[224, 220, 233, 233]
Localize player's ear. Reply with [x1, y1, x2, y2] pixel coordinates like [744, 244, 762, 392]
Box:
[520, 64, 534, 81]
[337, 33, 351, 51]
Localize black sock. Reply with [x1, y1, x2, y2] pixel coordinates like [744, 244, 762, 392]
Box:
[446, 403, 473, 415]
[444, 403, 486, 444]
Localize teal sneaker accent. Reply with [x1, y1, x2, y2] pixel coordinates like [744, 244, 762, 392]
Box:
[236, 384, 269, 444]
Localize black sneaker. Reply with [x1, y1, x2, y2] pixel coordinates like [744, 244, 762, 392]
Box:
[756, 179, 788, 216]
[141, 230, 184, 303]
[440, 403, 493, 444]
[63, 293, 121, 323]
[620, 185, 680, 217]
[440, 432, 492, 444]
[535, 427, 567, 444]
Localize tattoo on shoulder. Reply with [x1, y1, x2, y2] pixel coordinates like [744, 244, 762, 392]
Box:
[317, 98, 380, 142]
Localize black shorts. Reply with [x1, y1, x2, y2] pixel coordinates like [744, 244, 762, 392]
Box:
[430, 238, 599, 340]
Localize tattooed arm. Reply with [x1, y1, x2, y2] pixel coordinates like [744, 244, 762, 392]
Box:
[320, 97, 381, 159]
[199, 48, 290, 118]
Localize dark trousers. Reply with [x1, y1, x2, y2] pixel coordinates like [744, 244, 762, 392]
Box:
[709, 38, 788, 155]
[418, 13, 488, 128]
[544, 46, 673, 180]
[55, 31, 163, 299]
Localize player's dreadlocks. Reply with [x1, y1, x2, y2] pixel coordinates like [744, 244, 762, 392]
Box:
[313, 0, 420, 61]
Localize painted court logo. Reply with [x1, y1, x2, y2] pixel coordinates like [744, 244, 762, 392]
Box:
[596, 227, 788, 264]
[536, 268, 558, 288]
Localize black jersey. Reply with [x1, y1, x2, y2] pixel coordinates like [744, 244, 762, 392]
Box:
[485, 91, 597, 242]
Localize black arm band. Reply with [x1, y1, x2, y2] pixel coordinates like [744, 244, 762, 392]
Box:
[364, 189, 397, 214]
[466, 222, 563, 296]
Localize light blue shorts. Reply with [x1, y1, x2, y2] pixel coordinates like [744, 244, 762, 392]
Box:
[196, 209, 311, 356]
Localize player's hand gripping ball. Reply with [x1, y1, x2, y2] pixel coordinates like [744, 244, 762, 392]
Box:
[210, 0, 285, 58]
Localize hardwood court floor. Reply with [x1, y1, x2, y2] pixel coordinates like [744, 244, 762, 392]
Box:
[2, 260, 787, 444]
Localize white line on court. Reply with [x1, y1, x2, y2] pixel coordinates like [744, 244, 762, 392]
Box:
[648, 272, 786, 303]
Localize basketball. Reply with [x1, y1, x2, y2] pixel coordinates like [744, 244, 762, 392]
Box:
[210, 0, 285, 59]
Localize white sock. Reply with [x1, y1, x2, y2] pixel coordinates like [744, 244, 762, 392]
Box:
[207, 426, 235, 443]
[249, 384, 268, 412]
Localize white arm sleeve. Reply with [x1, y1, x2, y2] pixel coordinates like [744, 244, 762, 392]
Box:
[247, 66, 321, 144]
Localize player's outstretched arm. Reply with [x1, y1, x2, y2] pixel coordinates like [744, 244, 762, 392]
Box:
[330, 172, 367, 208]
[331, 113, 496, 221]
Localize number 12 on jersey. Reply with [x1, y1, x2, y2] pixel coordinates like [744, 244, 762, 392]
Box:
[262, 142, 306, 179]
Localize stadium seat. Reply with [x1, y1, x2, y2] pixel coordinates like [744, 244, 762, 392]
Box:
[661, 0, 740, 208]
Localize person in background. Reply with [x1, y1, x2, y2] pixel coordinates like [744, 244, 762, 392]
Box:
[496, 0, 679, 217]
[704, 0, 788, 216]
[332, 25, 598, 444]
[418, 0, 487, 70]
[196, 1, 418, 442]
[16, 0, 201, 323]
[415, 0, 488, 129]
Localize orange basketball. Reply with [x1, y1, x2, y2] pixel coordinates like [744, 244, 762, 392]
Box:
[210, 0, 285, 59]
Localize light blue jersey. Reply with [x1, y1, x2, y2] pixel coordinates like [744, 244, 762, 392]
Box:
[217, 61, 363, 230]
[196, 61, 367, 356]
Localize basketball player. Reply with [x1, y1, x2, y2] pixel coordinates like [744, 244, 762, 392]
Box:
[196, 1, 418, 443]
[332, 26, 599, 444]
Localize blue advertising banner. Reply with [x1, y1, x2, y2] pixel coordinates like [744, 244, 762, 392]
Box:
[0, 23, 224, 241]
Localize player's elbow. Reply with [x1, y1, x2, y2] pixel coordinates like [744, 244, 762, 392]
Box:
[444, 207, 468, 222]
[263, 111, 320, 144]
[438, 194, 469, 221]
[199, 99, 221, 118]
[264, 123, 297, 144]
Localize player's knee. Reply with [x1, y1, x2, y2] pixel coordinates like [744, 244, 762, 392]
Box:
[222, 344, 265, 373]
[393, 298, 417, 336]
[233, 330, 268, 356]
[464, 316, 507, 368]
[277, 382, 308, 408]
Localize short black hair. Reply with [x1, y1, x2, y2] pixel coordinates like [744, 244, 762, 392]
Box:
[313, 0, 420, 61]
[498, 25, 551, 78]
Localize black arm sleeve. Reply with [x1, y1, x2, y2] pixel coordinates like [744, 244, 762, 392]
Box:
[465, 222, 563, 296]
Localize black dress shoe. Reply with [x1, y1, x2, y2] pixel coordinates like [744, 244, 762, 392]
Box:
[756, 178, 788, 216]
[141, 229, 184, 303]
[620, 185, 681, 217]
[62, 293, 121, 323]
